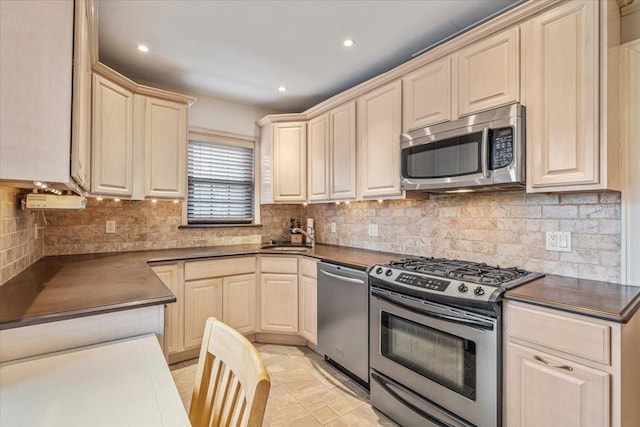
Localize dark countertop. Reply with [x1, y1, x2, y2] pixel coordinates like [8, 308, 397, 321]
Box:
[504, 274, 640, 323]
[0, 243, 404, 330]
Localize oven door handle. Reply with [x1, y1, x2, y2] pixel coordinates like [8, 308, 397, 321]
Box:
[371, 289, 494, 331]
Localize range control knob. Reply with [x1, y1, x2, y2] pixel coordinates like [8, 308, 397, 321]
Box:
[385, 269, 393, 277]
[375, 267, 383, 275]
[474, 286, 485, 296]
[458, 283, 468, 293]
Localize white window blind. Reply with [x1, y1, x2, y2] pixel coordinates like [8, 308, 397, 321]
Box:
[187, 140, 255, 224]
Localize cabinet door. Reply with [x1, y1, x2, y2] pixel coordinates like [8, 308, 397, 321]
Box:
[330, 101, 357, 200]
[260, 274, 298, 334]
[307, 113, 330, 201]
[223, 274, 256, 335]
[457, 27, 519, 117]
[91, 73, 134, 196]
[299, 275, 317, 344]
[70, 0, 92, 191]
[151, 264, 182, 355]
[524, 1, 599, 189]
[358, 80, 402, 199]
[183, 278, 223, 350]
[402, 57, 452, 131]
[143, 96, 187, 199]
[506, 343, 609, 427]
[0, 0, 73, 183]
[273, 122, 307, 202]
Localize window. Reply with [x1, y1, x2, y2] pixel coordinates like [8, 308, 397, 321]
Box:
[186, 129, 257, 225]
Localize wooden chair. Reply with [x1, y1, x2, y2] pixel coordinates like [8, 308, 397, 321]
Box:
[189, 318, 271, 427]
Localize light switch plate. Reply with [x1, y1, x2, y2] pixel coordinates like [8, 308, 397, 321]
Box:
[330, 222, 336, 233]
[546, 231, 571, 252]
[105, 220, 116, 234]
[368, 224, 379, 237]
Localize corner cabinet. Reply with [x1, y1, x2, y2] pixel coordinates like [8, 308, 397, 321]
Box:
[523, 0, 620, 192]
[358, 80, 403, 199]
[139, 95, 187, 199]
[259, 115, 308, 204]
[504, 300, 640, 427]
[91, 73, 135, 197]
[91, 64, 194, 200]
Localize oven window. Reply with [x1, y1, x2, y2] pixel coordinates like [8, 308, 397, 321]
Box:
[380, 312, 476, 400]
[402, 132, 482, 179]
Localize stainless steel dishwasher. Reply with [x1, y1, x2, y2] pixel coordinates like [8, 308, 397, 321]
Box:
[317, 261, 369, 386]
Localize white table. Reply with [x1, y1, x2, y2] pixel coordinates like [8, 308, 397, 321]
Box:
[0, 335, 190, 427]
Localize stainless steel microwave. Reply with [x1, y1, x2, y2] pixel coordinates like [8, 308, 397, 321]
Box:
[400, 103, 525, 192]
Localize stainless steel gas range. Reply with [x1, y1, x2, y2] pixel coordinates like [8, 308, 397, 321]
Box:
[368, 257, 543, 427]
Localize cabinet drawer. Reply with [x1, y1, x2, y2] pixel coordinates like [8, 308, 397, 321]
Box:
[507, 303, 611, 365]
[260, 256, 298, 274]
[185, 256, 256, 280]
[300, 257, 318, 279]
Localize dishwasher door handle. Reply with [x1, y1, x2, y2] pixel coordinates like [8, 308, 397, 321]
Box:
[319, 269, 365, 284]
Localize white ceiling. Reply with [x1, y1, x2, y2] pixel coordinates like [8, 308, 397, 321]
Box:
[98, 0, 522, 113]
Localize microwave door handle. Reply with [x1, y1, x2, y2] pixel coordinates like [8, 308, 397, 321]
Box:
[481, 127, 490, 178]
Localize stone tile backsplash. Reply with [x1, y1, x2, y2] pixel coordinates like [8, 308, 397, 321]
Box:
[42, 199, 301, 256]
[0, 187, 44, 284]
[303, 191, 622, 283]
[8, 188, 622, 285]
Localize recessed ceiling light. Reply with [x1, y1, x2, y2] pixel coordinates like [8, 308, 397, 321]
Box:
[137, 44, 149, 53]
[343, 39, 355, 47]
[277, 85, 287, 92]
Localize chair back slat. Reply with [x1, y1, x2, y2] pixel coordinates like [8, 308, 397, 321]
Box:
[189, 318, 270, 427]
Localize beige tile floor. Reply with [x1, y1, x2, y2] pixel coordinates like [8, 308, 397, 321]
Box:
[170, 343, 398, 427]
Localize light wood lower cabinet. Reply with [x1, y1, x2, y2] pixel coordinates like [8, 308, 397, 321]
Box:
[504, 300, 640, 427]
[183, 278, 223, 350]
[259, 273, 299, 334]
[223, 274, 256, 335]
[299, 257, 318, 344]
[507, 342, 609, 427]
[151, 263, 182, 356]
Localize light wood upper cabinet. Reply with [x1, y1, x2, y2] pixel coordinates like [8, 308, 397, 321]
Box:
[456, 27, 519, 117]
[183, 277, 223, 350]
[523, 0, 619, 192]
[402, 57, 452, 131]
[506, 342, 610, 427]
[140, 96, 187, 199]
[0, 0, 74, 186]
[330, 101, 357, 200]
[307, 102, 357, 202]
[222, 274, 256, 335]
[91, 73, 134, 197]
[358, 80, 403, 199]
[307, 113, 330, 201]
[70, 0, 93, 191]
[273, 122, 307, 202]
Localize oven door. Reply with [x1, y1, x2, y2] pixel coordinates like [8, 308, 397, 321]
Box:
[370, 287, 500, 427]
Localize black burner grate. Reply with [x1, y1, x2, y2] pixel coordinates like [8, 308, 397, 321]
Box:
[388, 257, 530, 286]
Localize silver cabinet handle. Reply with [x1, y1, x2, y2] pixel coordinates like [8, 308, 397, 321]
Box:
[533, 355, 574, 372]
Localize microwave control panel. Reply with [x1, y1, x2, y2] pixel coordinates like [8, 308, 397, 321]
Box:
[490, 127, 514, 169]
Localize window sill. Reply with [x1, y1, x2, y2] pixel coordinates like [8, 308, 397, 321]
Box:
[178, 224, 263, 229]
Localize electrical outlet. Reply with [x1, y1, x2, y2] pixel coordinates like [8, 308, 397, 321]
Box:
[330, 222, 336, 233]
[546, 231, 571, 252]
[34, 223, 38, 239]
[368, 224, 379, 237]
[105, 220, 116, 234]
